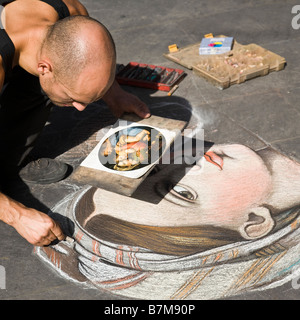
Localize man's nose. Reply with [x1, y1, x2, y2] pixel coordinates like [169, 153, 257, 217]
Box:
[72, 101, 87, 111]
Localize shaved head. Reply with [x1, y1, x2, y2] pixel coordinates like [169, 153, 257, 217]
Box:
[41, 15, 116, 86]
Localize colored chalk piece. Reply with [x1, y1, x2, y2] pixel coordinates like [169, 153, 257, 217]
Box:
[115, 62, 186, 91]
[168, 44, 178, 53]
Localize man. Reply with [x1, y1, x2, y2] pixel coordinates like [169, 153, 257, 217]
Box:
[0, 0, 150, 247]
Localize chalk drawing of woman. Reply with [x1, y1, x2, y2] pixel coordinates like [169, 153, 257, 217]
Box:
[35, 143, 300, 299]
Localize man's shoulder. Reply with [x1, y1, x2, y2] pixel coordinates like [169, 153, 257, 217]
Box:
[62, 0, 88, 16]
[3, 0, 87, 26]
[3, 1, 58, 25]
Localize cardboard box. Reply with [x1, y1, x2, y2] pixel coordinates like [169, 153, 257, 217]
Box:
[164, 36, 286, 89]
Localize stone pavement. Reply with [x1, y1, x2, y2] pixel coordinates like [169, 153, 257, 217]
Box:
[0, 0, 300, 300]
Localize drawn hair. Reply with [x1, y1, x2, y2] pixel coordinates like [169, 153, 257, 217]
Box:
[75, 187, 244, 256]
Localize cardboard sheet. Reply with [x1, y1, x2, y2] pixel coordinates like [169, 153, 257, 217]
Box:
[70, 114, 187, 196]
[80, 121, 176, 179]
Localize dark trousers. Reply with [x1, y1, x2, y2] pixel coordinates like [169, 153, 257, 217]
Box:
[0, 66, 51, 183]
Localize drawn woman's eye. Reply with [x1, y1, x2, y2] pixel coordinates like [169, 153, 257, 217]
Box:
[170, 184, 197, 202]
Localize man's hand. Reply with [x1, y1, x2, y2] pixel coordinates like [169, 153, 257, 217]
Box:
[102, 80, 151, 119]
[0, 193, 65, 246]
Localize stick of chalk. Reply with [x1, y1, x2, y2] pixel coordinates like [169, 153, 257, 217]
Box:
[167, 84, 179, 96]
[65, 236, 75, 243]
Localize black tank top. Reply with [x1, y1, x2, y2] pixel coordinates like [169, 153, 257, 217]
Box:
[0, 0, 70, 81]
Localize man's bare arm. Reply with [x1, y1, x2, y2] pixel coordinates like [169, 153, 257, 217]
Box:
[0, 193, 65, 245]
[0, 62, 65, 246]
[102, 80, 151, 119]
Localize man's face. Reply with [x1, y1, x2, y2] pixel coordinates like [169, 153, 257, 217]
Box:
[40, 59, 115, 111]
[90, 144, 273, 233]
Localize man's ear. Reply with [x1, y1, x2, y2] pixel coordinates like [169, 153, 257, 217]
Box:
[37, 60, 53, 76]
[238, 207, 275, 240]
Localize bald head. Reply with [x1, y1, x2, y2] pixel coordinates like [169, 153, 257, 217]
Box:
[41, 15, 116, 86]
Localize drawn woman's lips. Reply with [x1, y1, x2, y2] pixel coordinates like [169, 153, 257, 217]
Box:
[204, 151, 224, 170]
